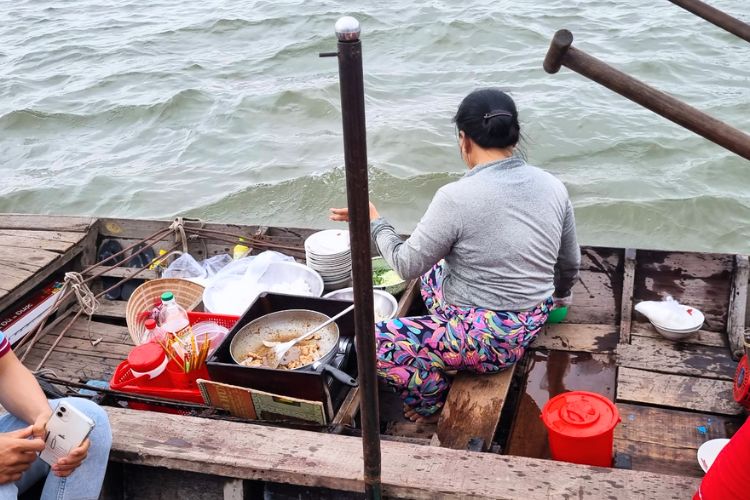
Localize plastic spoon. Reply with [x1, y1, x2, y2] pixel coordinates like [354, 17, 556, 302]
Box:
[262, 304, 354, 368]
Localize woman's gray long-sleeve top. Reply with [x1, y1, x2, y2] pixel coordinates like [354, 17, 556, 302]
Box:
[370, 156, 580, 311]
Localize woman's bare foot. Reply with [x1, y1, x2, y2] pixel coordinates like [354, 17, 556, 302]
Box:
[403, 405, 441, 424]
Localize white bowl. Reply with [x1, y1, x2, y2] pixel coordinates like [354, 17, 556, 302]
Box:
[323, 288, 398, 322]
[652, 324, 701, 341]
[697, 439, 729, 473]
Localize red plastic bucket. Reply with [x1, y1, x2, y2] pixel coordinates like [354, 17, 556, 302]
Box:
[541, 391, 621, 467]
[733, 355, 750, 410]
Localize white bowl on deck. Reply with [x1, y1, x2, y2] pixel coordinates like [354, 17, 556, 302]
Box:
[649, 305, 704, 341]
[651, 322, 702, 341]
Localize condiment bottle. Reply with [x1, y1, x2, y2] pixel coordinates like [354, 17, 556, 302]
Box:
[142, 318, 167, 344]
[157, 291, 189, 334]
[233, 238, 249, 260]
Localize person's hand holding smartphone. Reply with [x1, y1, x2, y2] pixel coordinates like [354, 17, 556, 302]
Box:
[39, 402, 95, 477]
[0, 426, 45, 484]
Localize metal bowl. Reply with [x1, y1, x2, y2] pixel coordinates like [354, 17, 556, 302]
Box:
[229, 309, 339, 370]
[323, 288, 398, 322]
[371, 256, 407, 296]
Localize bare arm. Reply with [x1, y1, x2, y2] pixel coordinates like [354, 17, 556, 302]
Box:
[0, 350, 51, 425]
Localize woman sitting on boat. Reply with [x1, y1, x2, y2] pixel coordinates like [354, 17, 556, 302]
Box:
[331, 88, 580, 422]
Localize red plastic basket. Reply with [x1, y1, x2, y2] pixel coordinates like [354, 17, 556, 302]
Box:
[110, 312, 239, 413]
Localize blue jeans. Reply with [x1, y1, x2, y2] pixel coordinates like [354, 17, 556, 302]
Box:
[0, 398, 112, 500]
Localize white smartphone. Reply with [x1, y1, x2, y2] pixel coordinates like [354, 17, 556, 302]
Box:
[39, 401, 95, 465]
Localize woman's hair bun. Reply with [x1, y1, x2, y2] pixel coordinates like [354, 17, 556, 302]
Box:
[453, 89, 520, 149]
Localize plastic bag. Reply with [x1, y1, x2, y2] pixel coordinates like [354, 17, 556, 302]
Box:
[202, 251, 295, 315]
[635, 295, 699, 329]
[162, 253, 206, 280]
[202, 254, 232, 278]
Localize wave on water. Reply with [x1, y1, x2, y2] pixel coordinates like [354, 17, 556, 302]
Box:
[0, 0, 749, 254]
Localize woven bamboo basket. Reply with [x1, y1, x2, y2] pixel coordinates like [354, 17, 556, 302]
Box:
[125, 278, 205, 344]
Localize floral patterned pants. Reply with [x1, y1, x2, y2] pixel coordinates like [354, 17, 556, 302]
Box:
[375, 262, 552, 416]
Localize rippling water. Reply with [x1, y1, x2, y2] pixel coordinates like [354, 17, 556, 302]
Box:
[1, 1, 748, 253]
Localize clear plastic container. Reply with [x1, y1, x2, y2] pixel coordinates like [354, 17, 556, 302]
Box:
[157, 291, 190, 334]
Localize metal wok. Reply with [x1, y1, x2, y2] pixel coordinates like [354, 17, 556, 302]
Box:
[229, 309, 339, 371]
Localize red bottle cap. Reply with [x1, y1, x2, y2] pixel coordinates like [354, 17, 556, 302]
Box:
[541, 391, 620, 438]
[127, 343, 166, 372]
[144, 319, 156, 330]
[734, 355, 750, 408]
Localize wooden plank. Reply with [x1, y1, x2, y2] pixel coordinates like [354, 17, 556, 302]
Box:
[331, 386, 360, 427]
[631, 322, 728, 348]
[617, 367, 743, 415]
[727, 255, 749, 360]
[0, 221, 98, 313]
[617, 336, 737, 380]
[533, 323, 618, 352]
[566, 247, 622, 325]
[90, 299, 128, 321]
[0, 214, 95, 232]
[19, 315, 130, 381]
[0, 246, 60, 270]
[633, 250, 733, 332]
[394, 278, 420, 317]
[106, 407, 701, 499]
[384, 420, 437, 441]
[619, 248, 637, 344]
[0, 266, 35, 294]
[0, 230, 84, 253]
[435, 367, 515, 451]
[614, 403, 740, 477]
[84, 265, 159, 281]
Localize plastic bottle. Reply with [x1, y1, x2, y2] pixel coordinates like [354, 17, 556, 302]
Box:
[142, 318, 167, 344]
[157, 291, 190, 334]
[233, 238, 250, 260]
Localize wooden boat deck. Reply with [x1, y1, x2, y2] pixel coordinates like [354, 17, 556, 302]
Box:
[1, 214, 747, 498]
[0, 215, 97, 313]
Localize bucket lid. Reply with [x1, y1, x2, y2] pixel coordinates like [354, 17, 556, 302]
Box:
[127, 342, 166, 372]
[734, 355, 750, 404]
[541, 391, 620, 438]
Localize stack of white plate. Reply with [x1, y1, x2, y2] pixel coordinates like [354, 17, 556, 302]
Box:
[304, 230, 352, 290]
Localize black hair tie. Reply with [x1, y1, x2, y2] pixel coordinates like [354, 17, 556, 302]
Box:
[483, 110, 512, 123]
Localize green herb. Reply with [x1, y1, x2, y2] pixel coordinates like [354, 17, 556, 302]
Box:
[372, 268, 402, 286]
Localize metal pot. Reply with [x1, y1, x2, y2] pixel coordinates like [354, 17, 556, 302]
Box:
[229, 309, 339, 371]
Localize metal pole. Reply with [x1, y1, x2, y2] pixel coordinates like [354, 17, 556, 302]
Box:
[667, 0, 750, 43]
[332, 16, 383, 499]
[543, 29, 750, 161]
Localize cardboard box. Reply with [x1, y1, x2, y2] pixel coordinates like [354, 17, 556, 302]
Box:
[0, 281, 63, 345]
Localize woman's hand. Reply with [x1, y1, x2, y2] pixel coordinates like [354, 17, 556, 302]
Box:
[552, 291, 573, 309]
[0, 426, 45, 484]
[52, 438, 90, 477]
[31, 409, 52, 440]
[329, 202, 380, 222]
